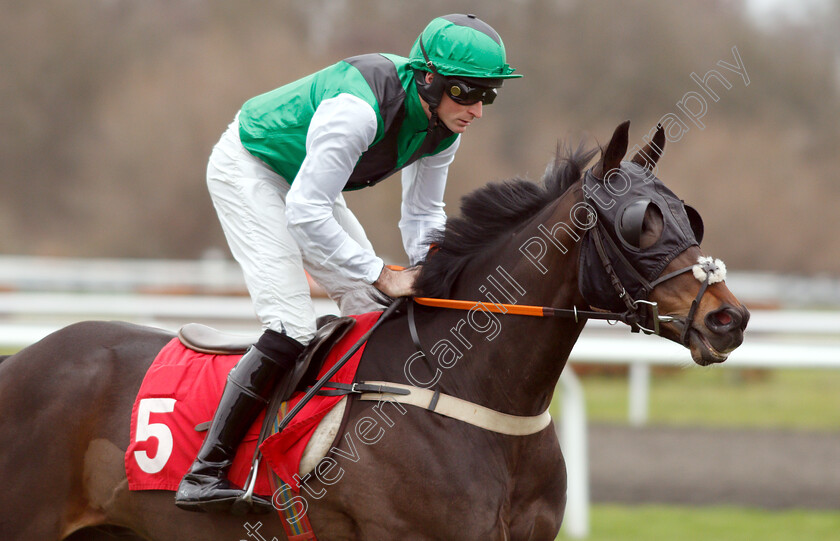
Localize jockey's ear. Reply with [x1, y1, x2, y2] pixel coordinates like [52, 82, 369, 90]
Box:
[593, 120, 630, 179]
[631, 123, 666, 171]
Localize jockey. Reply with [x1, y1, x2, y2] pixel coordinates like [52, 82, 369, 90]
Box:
[176, 13, 521, 513]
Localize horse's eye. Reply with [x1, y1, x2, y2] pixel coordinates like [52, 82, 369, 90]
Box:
[616, 198, 653, 249]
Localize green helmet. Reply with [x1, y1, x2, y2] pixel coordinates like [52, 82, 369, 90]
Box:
[409, 14, 522, 81]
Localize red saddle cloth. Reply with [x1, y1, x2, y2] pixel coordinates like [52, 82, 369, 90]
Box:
[124, 312, 381, 495]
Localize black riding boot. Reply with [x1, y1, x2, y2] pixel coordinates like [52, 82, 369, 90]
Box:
[175, 330, 304, 514]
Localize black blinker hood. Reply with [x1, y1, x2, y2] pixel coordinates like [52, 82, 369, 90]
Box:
[579, 162, 703, 312]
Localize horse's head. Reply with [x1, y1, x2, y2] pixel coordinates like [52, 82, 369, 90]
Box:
[580, 121, 749, 365]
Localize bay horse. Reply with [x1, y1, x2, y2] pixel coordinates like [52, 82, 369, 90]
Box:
[0, 121, 748, 540]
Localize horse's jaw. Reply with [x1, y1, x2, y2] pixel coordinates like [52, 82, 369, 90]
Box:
[660, 320, 743, 366]
[687, 329, 732, 366]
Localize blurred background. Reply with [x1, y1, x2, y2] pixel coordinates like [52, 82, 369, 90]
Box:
[2, 0, 839, 273]
[2, 1, 839, 540]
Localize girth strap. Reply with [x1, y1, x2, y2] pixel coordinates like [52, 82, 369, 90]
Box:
[357, 381, 552, 436]
[407, 299, 443, 398]
[407, 299, 437, 366]
[312, 381, 411, 397]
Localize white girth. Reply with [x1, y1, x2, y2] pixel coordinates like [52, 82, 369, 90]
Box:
[298, 382, 552, 478]
[357, 381, 552, 436]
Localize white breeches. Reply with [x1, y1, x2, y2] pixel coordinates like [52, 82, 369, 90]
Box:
[206, 115, 382, 344]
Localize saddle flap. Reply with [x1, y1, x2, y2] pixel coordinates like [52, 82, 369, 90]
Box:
[259, 316, 357, 445]
[292, 316, 357, 396]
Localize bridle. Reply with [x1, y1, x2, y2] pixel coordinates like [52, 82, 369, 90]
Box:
[585, 222, 726, 344]
[412, 248, 725, 347]
[410, 200, 727, 348]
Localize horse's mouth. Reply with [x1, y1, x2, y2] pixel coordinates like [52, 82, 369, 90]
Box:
[688, 329, 731, 366]
[663, 320, 732, 366]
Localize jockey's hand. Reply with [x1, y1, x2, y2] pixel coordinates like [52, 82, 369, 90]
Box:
[373, 265, 420, 298]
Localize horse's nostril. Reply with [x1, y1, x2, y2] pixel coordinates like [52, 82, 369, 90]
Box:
[706, 307, 743, 333]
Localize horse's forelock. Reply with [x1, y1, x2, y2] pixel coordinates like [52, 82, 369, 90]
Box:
[543, 141, 600, 196]
[413, 140, 598, 299]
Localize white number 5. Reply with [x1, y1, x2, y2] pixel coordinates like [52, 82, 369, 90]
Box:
[133, 398, 177, 474]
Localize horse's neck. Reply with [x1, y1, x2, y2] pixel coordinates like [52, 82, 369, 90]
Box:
[441, 189, 588, 416]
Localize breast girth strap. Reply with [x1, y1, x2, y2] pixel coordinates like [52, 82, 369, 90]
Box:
[356, 380, 552, 436]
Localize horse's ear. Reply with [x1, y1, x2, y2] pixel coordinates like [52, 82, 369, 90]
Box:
[593, 120, 630, 179]
[631, 123, 666, 171]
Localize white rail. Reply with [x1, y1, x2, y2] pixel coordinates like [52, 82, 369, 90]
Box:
[0, 292, 338, 345]
[2, 256, 839, 306]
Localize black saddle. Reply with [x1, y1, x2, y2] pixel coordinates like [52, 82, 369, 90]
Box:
[178, 315, 356, 400]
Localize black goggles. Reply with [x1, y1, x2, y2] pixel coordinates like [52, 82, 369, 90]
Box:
[444, 78, 498, 105]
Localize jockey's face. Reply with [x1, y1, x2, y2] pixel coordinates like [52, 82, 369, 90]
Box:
[420, 73, 484, 134]
[436, 91, 483, 134]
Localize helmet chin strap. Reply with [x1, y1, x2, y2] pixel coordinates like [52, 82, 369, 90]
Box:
[429, 111, 441, 131]
[415, 38, 447, 129]
[413, 70, 444, 131]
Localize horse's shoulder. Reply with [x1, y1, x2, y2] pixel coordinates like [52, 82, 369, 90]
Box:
[504, 430, 566, 535]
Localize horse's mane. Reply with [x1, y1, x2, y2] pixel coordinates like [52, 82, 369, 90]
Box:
[414, 142, 599, 299]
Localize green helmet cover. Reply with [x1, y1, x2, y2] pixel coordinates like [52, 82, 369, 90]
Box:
[409, 14, 521, 80]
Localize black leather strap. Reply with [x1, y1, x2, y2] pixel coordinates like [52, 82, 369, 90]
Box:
[591, 226, 638, 314]
[313, 381, 411, 397]
[680, 278, 711, 346]
[407, 300, 443, 396]
[408, 300, 437, 369]
[427, 387, 441, 411]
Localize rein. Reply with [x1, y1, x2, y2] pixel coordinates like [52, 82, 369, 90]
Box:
[410, 250, 727, 345]
[413, 296, 638, 325]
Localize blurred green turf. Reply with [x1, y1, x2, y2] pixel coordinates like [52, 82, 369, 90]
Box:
[562, 367, 840, 430]
[556, 504, 840, 541]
